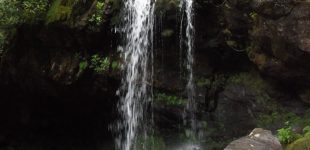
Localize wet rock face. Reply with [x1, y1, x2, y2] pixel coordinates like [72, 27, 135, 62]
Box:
[0, 23, 114, 93]
[0, 24, 120, 147]
[225, 128, 282, 150]
[1, 42, 80, 92]
[214, 84, 260, 137]
[249, 2, 310, 87]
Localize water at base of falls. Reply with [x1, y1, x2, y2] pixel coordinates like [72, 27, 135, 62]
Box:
[116, 0, 155, 150]
[173, 143, 201, 150]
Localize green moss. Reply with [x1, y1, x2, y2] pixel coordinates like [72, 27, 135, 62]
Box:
[196, 78, 211, 87]
[257, 110, 309, 130]
[228, 72, 267, 91]
[154, 92, 186, 106]
[285, 136, 310, 150]
[303, 126, 310, 137]
[228, 71, 279, 109]
[161, 29, 174, 37]
[196, 74, 226, 88]
[46, 0, 77, 24]
[111, 61, 120, 71]
[135, 135, 166, 150]
[258, 112, 281, 128]
[77, 60, 88, 76]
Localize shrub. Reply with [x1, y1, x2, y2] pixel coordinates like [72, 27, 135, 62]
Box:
[90, 54, 110, 73]
[277, 127, 296, 144]
[89, 1, 105, 25]
[277, 122, 302, 145]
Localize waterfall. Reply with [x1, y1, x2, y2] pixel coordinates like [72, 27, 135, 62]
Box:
[116, 0, 155, 150]
[180, 0, 198, 143]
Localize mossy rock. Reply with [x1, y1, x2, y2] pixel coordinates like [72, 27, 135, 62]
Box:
[285, 136, 310, 150]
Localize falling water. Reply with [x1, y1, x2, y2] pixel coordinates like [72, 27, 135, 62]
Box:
[116, 0, 155, 150]
[180, 0, 198, 145]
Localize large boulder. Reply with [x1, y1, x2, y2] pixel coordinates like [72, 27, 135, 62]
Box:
[213, 83, 263, 137]
[249, 2, 310, 87]
[225, 128, 282, 150]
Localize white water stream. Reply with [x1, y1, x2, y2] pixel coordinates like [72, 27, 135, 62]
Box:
[117, 0, 155, 150]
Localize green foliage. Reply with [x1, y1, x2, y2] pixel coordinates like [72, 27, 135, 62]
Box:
[258, 110, 310, 131]
[155, 93, 186, 106]
[258, 112, 281, 128]
[285, 125, 310, 150]
[277, 125, 301, 144]
[111, 61, 120, 71]
[231, 72, 310, 146]
[79, 60, 88, 71]
[89, 1, 105, 25]
[0, 0, 48, 53]
[21, 0, 49, 21]
[272, 110, 310, 145]
[0, 0, 48, 26]
[89, 54, 110, 73]
[76, 54, 120, 76]
[0, 0, 20, 26]
[46, 0, 77, 24]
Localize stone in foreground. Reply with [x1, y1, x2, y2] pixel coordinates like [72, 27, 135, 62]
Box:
[225, 128, 282, 150]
